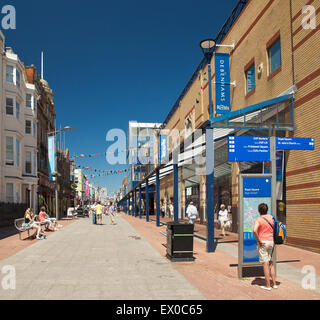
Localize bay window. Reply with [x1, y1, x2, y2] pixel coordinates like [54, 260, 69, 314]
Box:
[6, 97, 14, 116]
[6, 183, 14, 203]
[25, 151, 32, 174]
[6, 137, 14, 166]
[6, 65, 14, 83]
[25, 120, 32, 135]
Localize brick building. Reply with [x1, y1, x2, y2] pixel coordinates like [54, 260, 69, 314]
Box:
[120, 0, 320, 253]
[25, 65, 57, 216]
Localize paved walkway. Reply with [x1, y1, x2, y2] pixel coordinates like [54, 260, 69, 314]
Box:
[122, 213, 320, 300]
[0, 215, 205, 300]
[0, 218, 75, 261]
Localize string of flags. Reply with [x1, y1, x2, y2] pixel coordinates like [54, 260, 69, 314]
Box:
[71, 148, 149, 159]
[72, 163, 128, 177]
[84, 169, 128, 179]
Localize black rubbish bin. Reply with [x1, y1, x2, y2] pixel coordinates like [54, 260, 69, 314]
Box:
[166, 222, 195, 262]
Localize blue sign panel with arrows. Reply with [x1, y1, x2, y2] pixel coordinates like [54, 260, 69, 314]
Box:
[228, 136, 270, 162]
[276, 137, 315, 150]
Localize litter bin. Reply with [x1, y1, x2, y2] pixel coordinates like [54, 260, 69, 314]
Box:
[166, 222, 195, 262]
[92, 212, 96, 224]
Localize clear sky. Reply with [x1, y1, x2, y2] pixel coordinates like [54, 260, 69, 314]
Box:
[2, 0, 238, 194]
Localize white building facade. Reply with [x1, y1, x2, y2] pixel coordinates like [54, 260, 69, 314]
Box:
[0, 31, 38, 211]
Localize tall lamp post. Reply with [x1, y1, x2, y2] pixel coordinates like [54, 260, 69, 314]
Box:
[200, 39, 215, 118]
[200, 39, 216, 252]
[48, 126, 75, 220]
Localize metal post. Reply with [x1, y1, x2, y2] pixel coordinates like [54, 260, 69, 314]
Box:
[55, 187, 59, 221]
[134, 189, 137, 217]
[173, 163, 179, 222]
[139, 186, 142, 219]
[205, 48, 215, 252]
[156, 168, 160, 227]
[54, 131, 59, 220]
[146, 179, 149, 222]
[206, 128, 215, 252]
[270, 128, 277, 275]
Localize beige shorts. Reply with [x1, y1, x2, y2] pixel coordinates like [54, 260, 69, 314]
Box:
[257, 240, 274, 263]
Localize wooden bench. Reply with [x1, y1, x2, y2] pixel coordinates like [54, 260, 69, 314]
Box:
[14, 218, 34, 240]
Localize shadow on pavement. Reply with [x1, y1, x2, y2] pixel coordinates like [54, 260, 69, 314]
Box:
[0, 227, 19, 240]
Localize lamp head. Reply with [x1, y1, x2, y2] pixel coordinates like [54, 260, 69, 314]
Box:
[200, 39, 216, 59]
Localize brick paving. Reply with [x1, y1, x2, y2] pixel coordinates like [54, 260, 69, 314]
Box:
[0, 212, 319, 300]
[0, 217, 76, 262]
[123, 212, 320, 300]
[0, 215, 204, 300]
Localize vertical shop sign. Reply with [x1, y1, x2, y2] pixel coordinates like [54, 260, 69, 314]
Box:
[215, 52, 231, 114]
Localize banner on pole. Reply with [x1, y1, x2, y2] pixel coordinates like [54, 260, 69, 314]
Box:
[160, 134, 168, 164]
[215, 52, 231, 114]
[48, 136, 56, 181]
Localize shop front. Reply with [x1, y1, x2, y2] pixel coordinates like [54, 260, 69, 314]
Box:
[37, 173, 55, 216]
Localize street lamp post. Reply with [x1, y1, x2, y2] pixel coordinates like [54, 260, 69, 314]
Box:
[48, 126, 75, 220]
[200, 39, 216, 252]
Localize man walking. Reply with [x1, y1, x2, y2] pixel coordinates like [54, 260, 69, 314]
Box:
[186, 201, 198, 224]
[94, 201, 104, 225]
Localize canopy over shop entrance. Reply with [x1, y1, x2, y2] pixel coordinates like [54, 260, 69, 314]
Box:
[119, 93, 295, 252]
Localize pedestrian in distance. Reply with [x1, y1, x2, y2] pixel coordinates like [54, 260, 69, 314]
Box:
[186, 201, 198, 224]
[218, 204, 229, 236]
[109, 202, 116, 225]
[169, 202, 174, 218]
[253, 203, 277, 291]
[161, 203, 165, 218]
[94, 201, 104, 225]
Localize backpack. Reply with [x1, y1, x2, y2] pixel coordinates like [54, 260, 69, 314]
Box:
[262, 215, 286, 245]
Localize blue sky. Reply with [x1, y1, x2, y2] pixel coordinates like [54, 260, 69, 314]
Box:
[2, 0, 237, 194]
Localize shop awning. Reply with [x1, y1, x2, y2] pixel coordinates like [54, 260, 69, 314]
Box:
[210, 94, 294, 131]
[122, 93, 295, 198]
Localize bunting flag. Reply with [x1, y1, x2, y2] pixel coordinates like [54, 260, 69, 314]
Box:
[83, 169, 127, 179]
[71, 146, 151, 159]
[73, 164, 128, 174]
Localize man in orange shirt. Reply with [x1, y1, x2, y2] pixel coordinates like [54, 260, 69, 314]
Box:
[253, 203, 277, 291]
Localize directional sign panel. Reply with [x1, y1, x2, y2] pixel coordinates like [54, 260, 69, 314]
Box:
[276, 137, 315, 150]
[241, 176, 272, 263]
[228, 136, 270, 162]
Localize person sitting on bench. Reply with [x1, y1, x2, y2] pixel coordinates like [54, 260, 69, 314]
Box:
[38, 206, 58, 231]
[24, 208, 46, 240]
